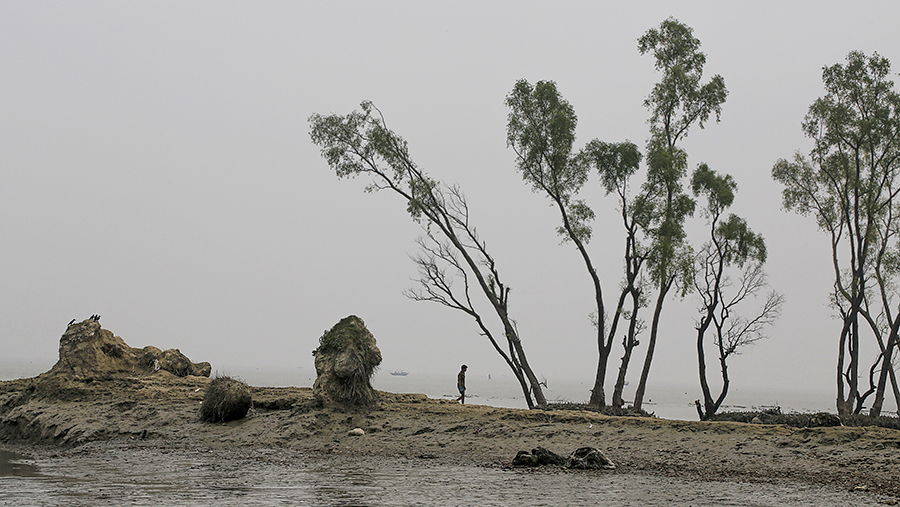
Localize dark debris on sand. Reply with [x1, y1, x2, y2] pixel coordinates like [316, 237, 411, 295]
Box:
[540, 403, 653, 418]
[711, 407, 900, 431]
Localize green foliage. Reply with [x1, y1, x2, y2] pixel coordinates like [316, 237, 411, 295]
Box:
[804, 51, 899, 154]
[506, 79, 580, 193]
[691, 163, 735, 213]
[316, 315, 376, 356]
[556, 200, 595, 242]
[690, 163, 763, 265]
[716, 214, 766, 265]
[637, 170, 696, 287]
[638, 17, 728, 145]
[506, 79, 593, 243]
[578, 140, 642, 195]
[638, 18, 705, 74]
[635, 17, 727, 290]
[309, 102, 438, 224]
[774, 51, 900, 227]
[770, 51, 900, 290]
[771, 154, 840, 230]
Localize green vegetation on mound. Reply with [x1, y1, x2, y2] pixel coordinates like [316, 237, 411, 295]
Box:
[313, 315, 381, 409]
[316, 315, 378, 357]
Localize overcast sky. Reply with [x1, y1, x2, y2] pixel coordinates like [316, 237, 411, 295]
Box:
[2, 2, 899, 404]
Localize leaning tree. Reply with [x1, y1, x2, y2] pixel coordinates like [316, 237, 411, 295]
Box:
[310, 102, 547, 407]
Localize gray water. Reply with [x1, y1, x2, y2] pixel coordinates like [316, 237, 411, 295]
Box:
[0, 446, 888, 506]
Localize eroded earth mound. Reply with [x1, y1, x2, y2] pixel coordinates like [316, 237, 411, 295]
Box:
[48, 319, 211, 378]
[312, 315, 381, 410]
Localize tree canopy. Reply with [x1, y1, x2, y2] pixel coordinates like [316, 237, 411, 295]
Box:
[772, 50, 900, 415]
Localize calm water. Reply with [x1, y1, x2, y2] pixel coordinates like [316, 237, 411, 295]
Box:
[0, 447, 889, 507]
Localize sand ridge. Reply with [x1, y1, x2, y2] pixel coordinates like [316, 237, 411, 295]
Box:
[0, 373, 898, 499]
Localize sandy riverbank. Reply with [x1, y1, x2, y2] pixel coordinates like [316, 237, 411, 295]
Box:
[1, 373, 898, 500]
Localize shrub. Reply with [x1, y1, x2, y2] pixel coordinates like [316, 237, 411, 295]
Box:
[200, 376, 252, 423]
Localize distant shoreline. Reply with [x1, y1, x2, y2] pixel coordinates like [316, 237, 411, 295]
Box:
[0, 358, 866, 421]
[0, 372, 898, 499]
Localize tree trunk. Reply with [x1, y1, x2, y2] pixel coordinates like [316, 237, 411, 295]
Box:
[613, 293, 642, 407]
[503, 322, 546, 407]
[633, 282, 669, 410]
[870, 324, 898, 417]
[612, 339, 636, 408]
[850, 306, 861, 413]
[707, 329, 731, 420]
[695, 311, 714, 420]
[584, 249, 610, 409]
[510, 362, 533, 409]
[836, 318, 852, 416]
[589, 367, 606, 407]
[890, 361, 900, 416]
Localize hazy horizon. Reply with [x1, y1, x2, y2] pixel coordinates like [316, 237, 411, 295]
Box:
[3, 2, 900, 410]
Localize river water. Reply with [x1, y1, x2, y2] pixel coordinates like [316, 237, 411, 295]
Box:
[0, 446, 889, 507]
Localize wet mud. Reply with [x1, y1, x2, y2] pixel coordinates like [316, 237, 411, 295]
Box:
[1, 373, 899, 502]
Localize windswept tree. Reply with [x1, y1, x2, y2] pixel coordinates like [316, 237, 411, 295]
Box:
[772, 51, 900, 415]
[691, 164, 783, 420]
[505, 79, 643, 407]
[310, 102, 547, 407]
[632, 18, 727, 411]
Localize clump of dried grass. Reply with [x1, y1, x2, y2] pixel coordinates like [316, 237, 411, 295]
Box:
[199, 375, 251, 422]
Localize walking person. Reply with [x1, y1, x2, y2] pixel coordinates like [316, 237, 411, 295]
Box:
[456, 365, 467, 404]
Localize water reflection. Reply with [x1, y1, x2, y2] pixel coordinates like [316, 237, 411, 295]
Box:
[312, 463, 383, 507]
[0, 446, 891, 507]
[0, 450, 40, 478]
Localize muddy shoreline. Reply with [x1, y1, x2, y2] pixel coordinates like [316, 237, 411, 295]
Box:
[1, 373, 898, 500]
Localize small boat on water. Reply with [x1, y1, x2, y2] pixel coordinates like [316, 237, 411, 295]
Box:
[390, 370, 409, 376]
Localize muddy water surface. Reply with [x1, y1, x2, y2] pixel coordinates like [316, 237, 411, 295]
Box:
[0, 446, 889, 506]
